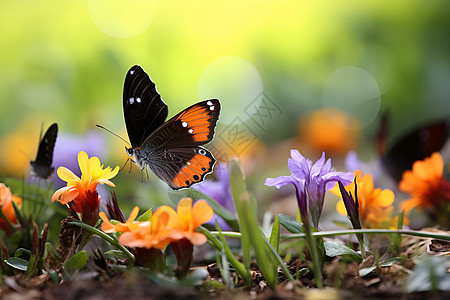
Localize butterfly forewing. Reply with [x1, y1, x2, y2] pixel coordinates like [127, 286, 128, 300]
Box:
[146, 99, 221, 149]
[30, 123, 58, 179]
[123, 65, 168, 148]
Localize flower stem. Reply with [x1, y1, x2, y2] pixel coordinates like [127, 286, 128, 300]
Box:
[211, 229, 450, 242]
[304, 226, 323, 288]
[68, 221, 135, 261]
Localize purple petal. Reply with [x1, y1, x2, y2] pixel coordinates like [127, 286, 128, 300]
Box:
[264, 176, 295, 189]
[310, 152, 326, 178]
[345, 151, 360, 172]
[322, 171, 354, 190]
[290, 149, 304, 162]
[288, 151, 311, 180]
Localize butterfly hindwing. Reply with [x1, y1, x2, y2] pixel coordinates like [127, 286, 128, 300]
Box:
[123, 65, 168, 148]
[30, 123, 58, 179]
[148, 147, 216, 190]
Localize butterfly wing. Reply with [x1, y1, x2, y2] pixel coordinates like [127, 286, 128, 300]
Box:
[149, 147, 216, 190]
[139, 99, 220, 189]
[30, 123, 58, 179]
[123, 65, 168, 148]
[378, 115, 450, 181]
[146, 99, 220, 149]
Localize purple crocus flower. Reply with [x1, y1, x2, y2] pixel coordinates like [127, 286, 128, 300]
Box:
[265, 150, 353, 228]
[192, 162, 235, 229]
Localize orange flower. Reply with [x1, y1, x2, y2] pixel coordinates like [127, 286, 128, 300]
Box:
[100, 206, 140, 234]
[399, 152, 450, 214]
[100, 198, 213, 250]
[0, 183, 23, 235]
[52, 151, 119, 226]
[100, 206, 175, 250]
[152, 197, 214, 246]
[333, 170, 399, 228]
[298, 108, 360, 155]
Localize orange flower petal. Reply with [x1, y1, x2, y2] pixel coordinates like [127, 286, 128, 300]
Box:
[377, 189, 395, 207]
[177, 197, 193, 230]
[99, 212, 116, 233]
[185, 231, 208, 246]
[192, 200, 214, 229]
[57, 187, 79, 205]
[52, 186, 70, 202]
[400, 197, 422, 213]
[127, 206, 140, 222]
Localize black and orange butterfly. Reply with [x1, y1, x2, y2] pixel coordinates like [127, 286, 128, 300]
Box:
[122, 65, 220, 190]
[30, 123, 58, 179]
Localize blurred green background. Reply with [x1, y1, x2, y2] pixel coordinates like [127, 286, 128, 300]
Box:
[1, 0, 450, 210]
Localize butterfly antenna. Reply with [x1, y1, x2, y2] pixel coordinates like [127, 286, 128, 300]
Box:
[96, 124, 131, 146]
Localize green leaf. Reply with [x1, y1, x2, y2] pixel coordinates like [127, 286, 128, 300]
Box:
[137, 208, 153, 222]
[219, 245, 233, 289]
[198, 226, 223, 251]
[229, 159, 251, 271]
[45, 242, 61, 260]
[5, 257, 29, 271]
[104, 250, 130, 260]
[64, 250, 87, 274]
[324, 241, 362, 263]
[359, 266, 376, 277]
[68, 221, 135, 261]
[215, 220, 251, 286]
[278, 214, 303, 234]
[48, 270, 61, 283]
[406, 256, 450, 292]
[379, 257, 404, 267]
[269, 215, 280, 253]
[188, 188, 239, 231]
[14, 248, 31, 259]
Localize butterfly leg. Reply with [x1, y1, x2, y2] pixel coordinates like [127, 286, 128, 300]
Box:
[119, 158, 132, 173]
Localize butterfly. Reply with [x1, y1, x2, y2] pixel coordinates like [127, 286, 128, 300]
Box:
[377, 114, 449, 181]
[122, 65, 220, 190]
[30, 123, 58, 179]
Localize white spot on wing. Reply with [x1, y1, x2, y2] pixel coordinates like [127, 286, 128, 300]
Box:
[130, 70, 135, 75]
[188, 129, 194, 134]
[182, 121, 188, 127]
[136, 97, 141, 103]
[187, 161, 191, 165]
[207, 101, 212, 106]
[210, 106, 214, 110]
[129, 98, 135, 104]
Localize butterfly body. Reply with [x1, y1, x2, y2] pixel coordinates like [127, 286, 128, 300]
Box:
[30, 123, 58, 179]
[123, 65, 220, 190]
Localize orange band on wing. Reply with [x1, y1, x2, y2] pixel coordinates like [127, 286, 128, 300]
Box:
[172, 154, 213, 188]
[177, 106, 216, 143]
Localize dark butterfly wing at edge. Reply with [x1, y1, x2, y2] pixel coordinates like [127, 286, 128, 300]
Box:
[30, 123, 58, 179]
[123, 65, 168, 148]
[378, 115, 450, 182]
